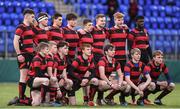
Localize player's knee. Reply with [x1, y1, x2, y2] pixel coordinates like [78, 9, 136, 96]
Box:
[43, 78, 49, 86]
[167, 83, 175, 91]
[32, 98, 41, 106]
[148, 82, 156, 91]
[125, 84, 131, 93]
[90, 78, 98, 86]
[65, 79, 73, 90]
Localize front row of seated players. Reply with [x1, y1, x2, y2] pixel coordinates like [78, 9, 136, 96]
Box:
[11, 41, 175, 106]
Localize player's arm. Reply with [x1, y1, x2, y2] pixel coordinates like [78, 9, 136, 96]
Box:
[62, 68, 68, 81]
[125, 73, 139, 91]
[117, 68, 123, 86]
[13, 35, 21, 55]
[99, 66, 112, 86]
[163, 65, 172, 84]
[146, 33, 153, 59]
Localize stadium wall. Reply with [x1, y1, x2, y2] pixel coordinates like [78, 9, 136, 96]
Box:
[0, 60, 180, 82]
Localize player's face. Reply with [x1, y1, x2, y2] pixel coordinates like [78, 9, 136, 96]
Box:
[41, 18, 48, 27]
[136, 19, 144, 28]
[85, 22, 93, 32]
[82, 46, 92, 56]
[154, 55, 163, 64]
[132, 52, 141, 61]
[69, 19, 77, 28]
[55, 17, 62, 27]
[50, 45, 57, 54]
[27, 14, 35, 24]
[41, 47, 49, 55]
[61, 45, 69, 55]
[107, 47, 115, 57]
[115, 18, 124, 26]
[97, 17, 106, 28]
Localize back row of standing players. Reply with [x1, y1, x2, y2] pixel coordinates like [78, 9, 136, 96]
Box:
[12, 8, 175, 106]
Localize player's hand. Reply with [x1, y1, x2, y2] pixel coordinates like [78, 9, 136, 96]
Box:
[80, 79, 89, 87]
[17, 55, 25, 63]
[122, 24, 128, 29]
[56, 90, 62, 98]
[111, 84, 118, 90]
[139, 84, 146, 91]
[137, 88, 144, 97]
[50, 76, 57, 82]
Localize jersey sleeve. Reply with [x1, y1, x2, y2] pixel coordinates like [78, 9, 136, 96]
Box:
[124, 63, 131, 76]
[15, 25, 23, 37]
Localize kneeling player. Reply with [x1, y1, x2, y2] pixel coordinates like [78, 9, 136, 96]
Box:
[143, 50, 175, 105]
[26, 42, 50, 106]
[95, 44, 130, 106]
[67, 43, 98, 105]
[124, 48, 154, 106]
[54, 41, 73, 104]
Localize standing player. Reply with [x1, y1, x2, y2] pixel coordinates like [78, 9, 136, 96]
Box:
[77, 19, 93, 55]
[33, 12, 49, 46]
[124, 48, 154, 105]
[128, 16, 152, 64]
[108, 12, 129, 71]
[143, 50, 175, 105]
[91, 14, 109, 105]
[47, 13, 63, 44]
[62, 13, 79, 63]
[13, 8, 35, 105]
[26, 42, 50, 106]
[67, 43, 98, 105]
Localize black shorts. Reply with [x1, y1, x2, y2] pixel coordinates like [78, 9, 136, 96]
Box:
[27, 77, 35, 89]
[17, 53, 34, 69]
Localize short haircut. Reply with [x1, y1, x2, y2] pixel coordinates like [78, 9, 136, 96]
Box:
[66, 13, 77, 20]
[83, 19, 92, 25]
[48, 41, 57, 47]
[153, 50, 163, 57]
[52, 13, 62, 21]
[135, 16, 144, 21]
[113, 12, 124, 19]
[104, 44, 115, 53]
[96, 14, 105, 20]
[36, 42, 49, 52]
[81, 43, 92, 50]
[131, 48, 141, 55]
[57, 41, 69, 48]
[37, 12, 49, 22]
[23, 8, 35, 16]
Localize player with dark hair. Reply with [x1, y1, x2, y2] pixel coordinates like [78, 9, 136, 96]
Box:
[47, 13, 63, 44]
[62, 13, 79, 65]
[33, 12, 49, 46]
[12, 8, 35, 105]
[54, 41, 73, 105]
[143, 50, 175, 105]
[128, 16, 152, 64]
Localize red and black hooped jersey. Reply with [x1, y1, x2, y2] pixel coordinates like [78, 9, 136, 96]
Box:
[54, 53, 67, 78]
[33, 26, 48, 46]
[108, 27, 129, 61]
[97, 56, 121, 78]
[70, 55, 95, 79]
[77, 31, 93, 55]
[124, 60, 149, 85]
[146, 61, 168, 81]
[15, 23, 34, 53]
[62, 26, 79, 59]
[47, 26, 63, 43]
[128, 28, 149, 49]
[91, 26, 108, 55]
[28, 53, 47, 77]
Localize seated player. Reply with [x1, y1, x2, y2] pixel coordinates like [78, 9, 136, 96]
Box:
[94, 44, 130, 106]
[124, 48, 155, 106]
[143, 50, 175, 105]
[54, 41, 73, 105]
[67, 43, 98, 105]
[26, 42, 50, 106]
